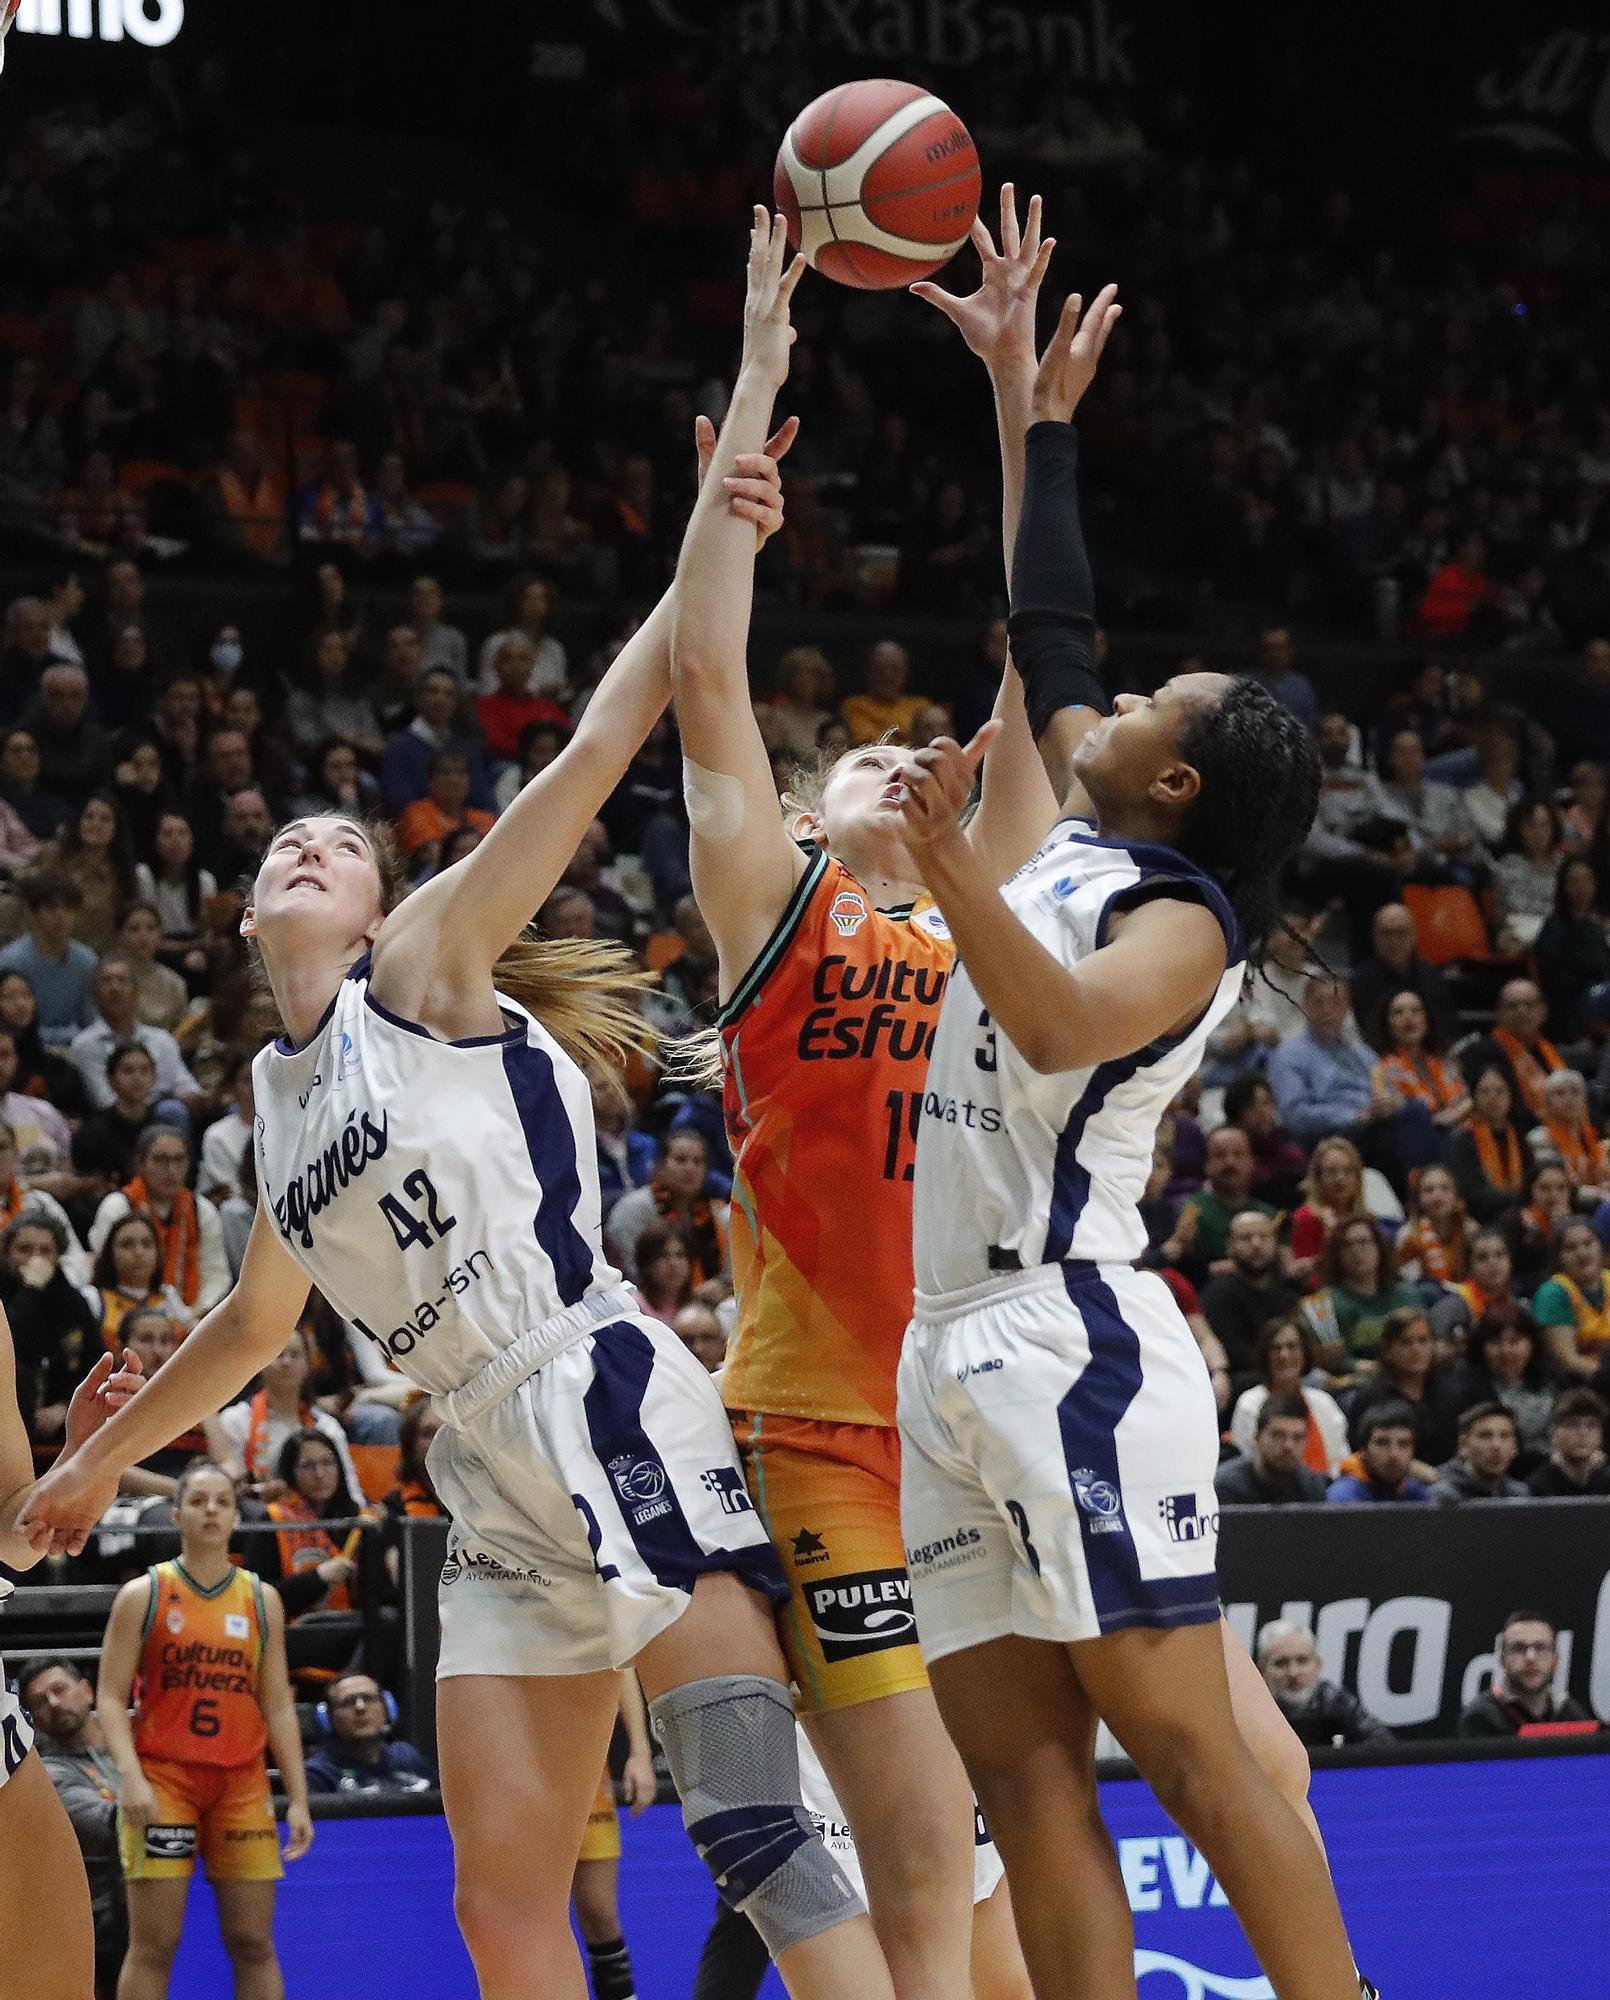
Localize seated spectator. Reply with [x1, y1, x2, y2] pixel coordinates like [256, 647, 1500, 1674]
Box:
[1529, 1219, 1610, 1379]
[1526, 1387, 1610, 1497]
[1393, 1163, 1475, 1287]
[0, 727, 67, 852]
[1220, 1074, 1306, 1209]
[0, 1024, 71, 1163]
[1428, 1226, 1519, 1352]
[24, 662, 112, 802]
[72, 1042, 163, 1196]
[1251, 626, 1319, 728]
[1512, 1157, 1576, 1290]
[1445, 1067, 1528, 1222]
[1491, 802, 1561, 952]
[631, 1218, 695, 1326]
[1377, 727, 1485, 881]
[378, 667, 491, 818]
[383, 1398, 445, 1524]
[556, 820, 636, 947]
[1429, 1400, 1527, 1503]
[475, 577, 567, 699]
[34, 790, 140, 954]
[14, 1658, 126, 1995]
[286, 631, 384, 763]
[204, 427, 289, 565]
[607, 1130, 730, 1294]
[0, 969, 87, 1116]
[1198, 1211, 1302, 1384]
[0, 1117, 84, 1277]
[1229, 1321, 1348, 1475]
[0, 1209, 100, 1444]
[88, 1126, 230, 1314]
[198, 1050, 254, 1205]
[592, 1071, 655, 1218]
[475, 636, 569, 764]
[250, 1432, 373, 1686]
[1203, 901, 1315, 1081]
[304, 1674, 435, 1796]
[67, 956, 201, 1118]
[1289, 1136, 1389, 1281]
[408, 573, 468, 680]
[1529, 1069, 1610, 1208]
[1162, 1126, 1276, 1286]
[92, 1211, 191, 1349]
[1327, 1403, 1432, 1504]
[205, 1327, 362, 1496]
[0, 872, 98, 1045]
[760, 644, 836, 760]
[494, 718, 568, 815]
[299, 438, 370, 547]
[1535, 858, 1610, 1040]
[114, 1304, 210, 1490]
[1215, 1391, 1330, 1506]
[1255, 1621, 1392, 1748]
[117, 903, 190, 1035]
[394, 748, 497, 863]
[1563, 758, 1609, 857]
[673, 1301, 727, 1374]
[133, 811, 218, 953]
[1454, 1307, 1559, 1461]
[1300, 1217, 1423, 1369]
[1368, 990, 1468, 1168]
[840, 639, 928, 746]
[1457, 1613, 1600, 1737]
[1267, 975, 1391, 1152]
[1459, 721, 1525, 850]
[1345, 1304, 1464, 1470]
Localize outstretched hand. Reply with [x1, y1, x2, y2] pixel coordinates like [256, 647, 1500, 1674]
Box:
[694, 409, 800, 550]
[910, 183, 1055, 379]
[64, 1347, 144, 1456]
[741, 206, 807, 393]
[893, 721, 1003, 857]
[1031, 284, 1123, 425]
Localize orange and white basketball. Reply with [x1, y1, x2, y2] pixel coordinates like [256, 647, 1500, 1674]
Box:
[773, 78, 981, 291]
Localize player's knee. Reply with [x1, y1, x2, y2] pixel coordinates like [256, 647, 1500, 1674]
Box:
[219, 1922, 278, 1970]
[456, 1872, 570, 1965]
[650, 1675, 866, 1957]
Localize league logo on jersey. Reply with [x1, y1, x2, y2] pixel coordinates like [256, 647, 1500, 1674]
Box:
[699, 1466, 754, 1517]
[1070, 1466, 1125, 1535]
[336, 1028, 361, 1082]
[828, 890, 869, 938]
[1160, 1493, 1218, 1544]
[166, 1605, 185, 1635]
[224, 1613, 250, 1641]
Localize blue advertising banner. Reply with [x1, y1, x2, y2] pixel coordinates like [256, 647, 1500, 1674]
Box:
[165, 1752, 1608, 2000]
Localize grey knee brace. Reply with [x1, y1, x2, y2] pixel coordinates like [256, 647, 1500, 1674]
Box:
[648, 1675, 864, 1957]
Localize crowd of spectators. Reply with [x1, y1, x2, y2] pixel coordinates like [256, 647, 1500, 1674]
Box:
[1, 44, 1607, 1782]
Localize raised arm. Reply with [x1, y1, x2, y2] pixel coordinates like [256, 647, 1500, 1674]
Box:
[20, 1206, 313, 1557]
[1010, 288, 1122, 811]
[373, 405, 794, 1023]
[0, 1325, 143, 1571]
[669, 209, 813, 997]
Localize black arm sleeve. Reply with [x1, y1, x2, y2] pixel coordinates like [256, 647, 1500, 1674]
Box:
[1007, 421, 1108, 739]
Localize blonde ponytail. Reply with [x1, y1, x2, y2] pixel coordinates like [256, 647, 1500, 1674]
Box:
[493, 931, 660, 1073]
[666, 1024, 725, 1093]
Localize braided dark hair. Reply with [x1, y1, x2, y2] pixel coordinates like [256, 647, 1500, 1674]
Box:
[1173, 677, 1321, 968]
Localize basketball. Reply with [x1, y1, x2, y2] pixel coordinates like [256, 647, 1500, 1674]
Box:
[773, 78, 981, 290]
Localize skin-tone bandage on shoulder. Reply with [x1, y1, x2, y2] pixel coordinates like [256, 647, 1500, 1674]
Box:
[684, 757, 748, 843]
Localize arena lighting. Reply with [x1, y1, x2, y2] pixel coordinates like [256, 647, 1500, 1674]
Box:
[12, 0, 183, 50]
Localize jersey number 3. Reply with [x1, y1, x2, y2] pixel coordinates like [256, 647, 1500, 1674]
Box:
[377, 1169, 457, 1252]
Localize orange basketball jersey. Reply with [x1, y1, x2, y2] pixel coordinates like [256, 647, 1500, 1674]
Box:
[134, 1560, 270, 1768]
[719, 849, 954, 1426]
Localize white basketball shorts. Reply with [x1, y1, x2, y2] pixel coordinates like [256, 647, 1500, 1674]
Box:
[795, 1723, 1005, 1907]
[429, 1309, 788, 1677]
[897, 1261, 1223, 1661]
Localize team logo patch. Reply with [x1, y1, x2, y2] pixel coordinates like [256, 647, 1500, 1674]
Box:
[166, 1605, 185, 1635]
[439, 1550, 462, 1585]
[1053, 876, 1077, 899]
[608, 1453, 674, 1527]
[143, 1823, 197, 1861]
[828, 890, 868, 938]
[224, 1613, 249, 1641]
[1070, 1466, 1125, 1535]
[791, 1527, 830, 1566]
[1160, 1494, 1218, 1543]
[806, 1567, 916, 1663]
[699, 1467, 754, 1517]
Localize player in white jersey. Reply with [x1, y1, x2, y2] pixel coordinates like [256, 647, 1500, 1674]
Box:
[0, 1303, 143, 1998]
[888, 312, 1366, 2000]
[19, 301, 894, 2000]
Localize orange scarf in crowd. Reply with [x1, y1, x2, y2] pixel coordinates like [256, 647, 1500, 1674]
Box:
[1396, 1215, 1468, 1284]
[1472, 1120, 1524, 1194]
[244, 1388, 314, 1483]
[1542, 1118, 1610, 1190]
[123, 1178, 200, 1306]
[1379, 1052, 1464, 1114]
[267, 1493, 360, 1612]
[652, 1182, 727, 1288]
[392, 1478, 443, 1519]
[1455, 1278, 1500, 1319]
[1492, 1027, 1563, 1121]
[0, 1178, 25, 1230]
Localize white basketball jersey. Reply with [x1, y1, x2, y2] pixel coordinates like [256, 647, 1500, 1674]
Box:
[912, 821, 1244, 1298]
[253, 956, 619, 1397]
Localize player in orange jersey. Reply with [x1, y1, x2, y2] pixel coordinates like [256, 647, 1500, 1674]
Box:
[668, 200, 1065, 2000]
[96, 1460, 311, 2000]
[0, 1310, 143, 2000]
